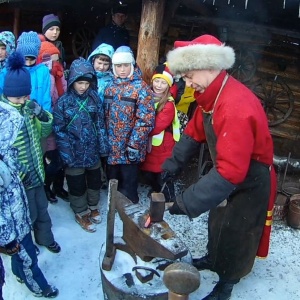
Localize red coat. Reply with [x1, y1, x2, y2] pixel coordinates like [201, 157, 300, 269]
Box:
[185, 71, 274, 184]
[140, 101, 176, 173]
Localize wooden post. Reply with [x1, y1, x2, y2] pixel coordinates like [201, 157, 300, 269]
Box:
[136, 0, 166, 84]
[13, 7, 20, 39]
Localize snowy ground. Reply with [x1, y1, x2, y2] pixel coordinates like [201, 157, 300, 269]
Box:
[2, 181, 300, 300]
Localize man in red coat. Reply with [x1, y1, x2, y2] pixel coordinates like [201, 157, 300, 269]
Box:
[161, 34, 276, 300]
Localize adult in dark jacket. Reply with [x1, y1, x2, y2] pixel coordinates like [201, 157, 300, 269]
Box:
[161, 34, 277, 300]
[92, 5, 130, 51]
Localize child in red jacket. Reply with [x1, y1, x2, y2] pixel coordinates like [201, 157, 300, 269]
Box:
[140, 64, 180, 201]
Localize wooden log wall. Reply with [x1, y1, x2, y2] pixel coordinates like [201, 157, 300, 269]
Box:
[161, 15, 300, 155]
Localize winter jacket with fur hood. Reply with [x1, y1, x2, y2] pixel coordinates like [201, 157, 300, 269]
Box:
[0, 102, 31, 247]
[53, 57, 109, 168]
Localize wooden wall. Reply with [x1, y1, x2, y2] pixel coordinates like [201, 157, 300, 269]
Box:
[161, 15, 300, 155]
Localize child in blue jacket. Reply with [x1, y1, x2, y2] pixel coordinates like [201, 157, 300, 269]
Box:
[53, 58, 109, 233]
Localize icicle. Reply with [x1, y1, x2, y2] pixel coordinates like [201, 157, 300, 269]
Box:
[283, 0, 286, 9]
[213, 0, 216, 5]
[228, 0, 231, 4]
[245, 0, 248, 9]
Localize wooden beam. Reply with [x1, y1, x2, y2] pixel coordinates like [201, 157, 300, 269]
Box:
[136, 0, 166, 84]
[13, 7, 20, 39]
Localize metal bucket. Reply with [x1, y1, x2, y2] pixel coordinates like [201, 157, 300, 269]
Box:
[287, 194, 300, 229]
[282, 182, 300, 196]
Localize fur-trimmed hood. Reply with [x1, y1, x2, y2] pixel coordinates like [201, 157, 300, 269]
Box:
[166, 34, 235, 75]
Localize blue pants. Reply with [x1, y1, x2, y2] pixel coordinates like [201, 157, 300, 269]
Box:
[11, 233, 49, 294]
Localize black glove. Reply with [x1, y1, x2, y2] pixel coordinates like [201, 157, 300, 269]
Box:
[27, 101, 48, 122]
[161, 170, 176, 184]
[22, 172, 33, 189]
[126, 146, 139, 162]
[4, 240, 20, 256]
[169, 198, 186, 215]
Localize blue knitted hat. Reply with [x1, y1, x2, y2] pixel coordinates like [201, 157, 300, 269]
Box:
[16, 31, 41, 59]
[3, 51, 31, 97]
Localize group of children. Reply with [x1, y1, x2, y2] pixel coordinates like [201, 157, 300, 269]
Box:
[0, 12, 185, 299]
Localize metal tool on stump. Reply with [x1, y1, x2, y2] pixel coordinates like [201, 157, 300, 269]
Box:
[163, 262, 200, 299]
[102, 179, 118, 271]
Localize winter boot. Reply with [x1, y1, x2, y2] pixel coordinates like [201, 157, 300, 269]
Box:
[90, 208, 101, 224]
[202, 280, 238, 300]
[75, 212, 96, 233]
[192, 254, 213, 271]
[33, 285, 59, 298]
[37, 241, 61, 254]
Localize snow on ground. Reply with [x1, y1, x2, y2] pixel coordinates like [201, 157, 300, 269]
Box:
[2, 183, 300, 300]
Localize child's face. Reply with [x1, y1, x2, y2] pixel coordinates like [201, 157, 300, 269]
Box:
[112, 13, 127, 27]
[114, 63, 131, 78]
[44, 26, 60, 42]
[152, 78, 169, 94]
[0, 45, 7, 61]
[6, 95, 28, 105]
[73, 81, 90, 95]
[93, 57, 110, 72]
[25, 57, 36, 66]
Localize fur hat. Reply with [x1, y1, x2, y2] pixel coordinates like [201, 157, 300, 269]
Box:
[37, 41, 60, 63]
[3, 51, 31, 97]
[112, 46, 135, 77]
[152, 63, 174, 87]
[166, 34, 235, 75]
[16, 31, 41, 59]
[42, 14, 61, 34]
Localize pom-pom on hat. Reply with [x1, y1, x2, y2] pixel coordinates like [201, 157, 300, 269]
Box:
[166, 34, 235, 75]
[112, 46, 135, 78]
[42, 14, 61, 34]
[3, 51, 31, 97]
[152, 63, 174, 87]
[16, 31, 41, 59]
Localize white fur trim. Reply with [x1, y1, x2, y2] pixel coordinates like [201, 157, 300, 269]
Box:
[112, 52, 134, 65]
[166, 43, 235, 74]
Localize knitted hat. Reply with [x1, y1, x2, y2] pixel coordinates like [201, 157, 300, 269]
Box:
[166, 34, 235, 75]
[42, 14, 61, 34]
[3, 51, 31, 97]
[152, 63, 174, 87]
[112, 4, 128, 15]
[75, 74, 93, 83]
[112, 46, 135, 77]
[0, 31, 16, 57]
[37, 41, 60, 63]
[16, 31, 41, 59]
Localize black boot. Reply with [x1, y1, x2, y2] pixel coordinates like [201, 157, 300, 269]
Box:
[192, 254, 213, 271]
[202, 280, 238, 300]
